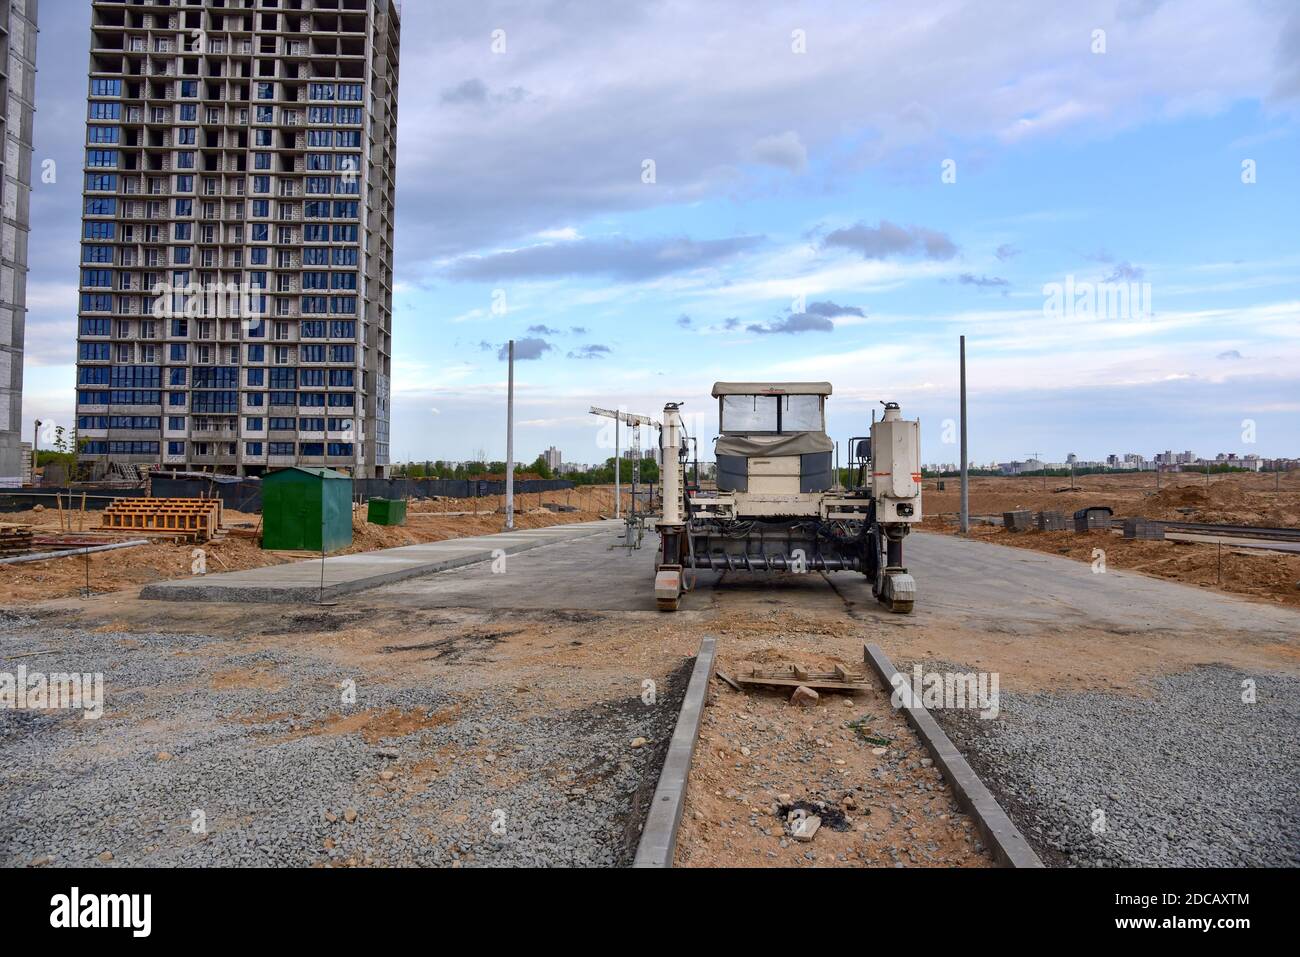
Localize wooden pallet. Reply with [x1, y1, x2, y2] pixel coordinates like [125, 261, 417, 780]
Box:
[100, 497, 223, 544]
[0, 525, 34, 557]
[735, 663, 872, 693]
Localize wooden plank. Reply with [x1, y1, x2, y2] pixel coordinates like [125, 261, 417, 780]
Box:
[714, 669, 743, 692]
[734, 674, 870, 692]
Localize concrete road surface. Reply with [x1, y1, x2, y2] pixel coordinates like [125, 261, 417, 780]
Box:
[369, 527, 1300, 641]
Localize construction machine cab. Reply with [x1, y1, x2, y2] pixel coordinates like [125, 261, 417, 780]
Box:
[711, 382, 835, 495]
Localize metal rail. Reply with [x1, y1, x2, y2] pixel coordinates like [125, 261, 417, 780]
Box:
[0, 540, 151, 566]
[1132, 520, 1300, 542]
[963, 512, 1300, 544]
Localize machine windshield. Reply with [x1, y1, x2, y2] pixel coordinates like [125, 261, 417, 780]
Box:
[720, 394, 823, 433]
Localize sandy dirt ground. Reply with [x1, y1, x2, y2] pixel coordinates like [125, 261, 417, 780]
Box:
[674, 611, 992, 867]
[0, 486, 629, 604]
[920, 473, 1300, 608]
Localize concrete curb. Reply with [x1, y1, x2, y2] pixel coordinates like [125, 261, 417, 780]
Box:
[863, 643, 1044, 868]
[633, 636, 717, 868]
[139, 524, 611, 604]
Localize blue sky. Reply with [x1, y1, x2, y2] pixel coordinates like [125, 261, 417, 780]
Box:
[21, 0, 1300, 466]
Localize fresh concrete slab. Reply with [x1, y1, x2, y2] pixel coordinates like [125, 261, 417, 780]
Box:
[140, 521, 612, 604]
[901, 530, 1300, 637]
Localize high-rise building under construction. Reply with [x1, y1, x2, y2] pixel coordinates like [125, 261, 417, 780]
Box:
[75, 0, 400, 477]
[0, 0, 38, 487]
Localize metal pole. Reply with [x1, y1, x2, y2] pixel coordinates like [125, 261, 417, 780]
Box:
[631, 426, 638, 522]
[959, 336, 969, 534]
[614, 417, 621, 520]
[505, 340, 515, 530]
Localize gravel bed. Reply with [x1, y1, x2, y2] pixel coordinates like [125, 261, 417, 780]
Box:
[928, 664, 1300, 867]
[0, 615, 686, 867]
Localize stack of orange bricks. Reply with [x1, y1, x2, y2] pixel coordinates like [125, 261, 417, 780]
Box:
[100, 498, 223, 544]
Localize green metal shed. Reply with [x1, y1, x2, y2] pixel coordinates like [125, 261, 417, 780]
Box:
[261, 467, 354, 553]
[367, 497, 407, 526]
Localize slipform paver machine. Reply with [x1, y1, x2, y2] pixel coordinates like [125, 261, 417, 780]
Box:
[654, 382, 921, 613]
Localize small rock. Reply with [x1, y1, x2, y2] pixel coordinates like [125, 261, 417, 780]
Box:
[790, 686, 819, 707]
[343, 808, 358, 824]
[792, 815, 822, 842]
[872, 747, 888, 756]
[156, 752, 173, 762]
[379, 770, 395, 782]
[920, 758, 934, 768]
[324, 811, 338, 824]
[740, 747, 751, 757]
[630, 737, 648, 748]
[97, 851, 113, 863]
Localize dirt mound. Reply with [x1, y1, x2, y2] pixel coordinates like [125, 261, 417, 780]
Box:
[1142, 481, 1300, 526]
[1147, 485, 1213, 510]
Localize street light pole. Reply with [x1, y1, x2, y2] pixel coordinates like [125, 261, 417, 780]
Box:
[32, 419, 42, 485]
[959, 337, 969, 534]
[505, 340, 515, 531]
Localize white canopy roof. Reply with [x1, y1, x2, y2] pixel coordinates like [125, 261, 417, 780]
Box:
[711, 382, 833, 397]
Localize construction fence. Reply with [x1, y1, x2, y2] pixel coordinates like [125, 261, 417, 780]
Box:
[0, 476, 576, 516]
